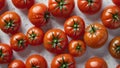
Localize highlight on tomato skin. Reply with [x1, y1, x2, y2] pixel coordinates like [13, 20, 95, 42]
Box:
[85, 56, 108, 68]
[48, 0, 75, 18]
[0, 0, 5, 10]
[77, 0, 102, 15]
[8, 59, 26, 68]
[116, 64, 120, 68]
[28, 3, 50, 27]
[12, 0, 34, 9]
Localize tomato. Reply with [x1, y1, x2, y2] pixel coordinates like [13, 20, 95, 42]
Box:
[116, 64, 120, 68]
[84, 23, 108, 48]
[101, 6, 120, 29]
[26, 54, 47, 68]
[0, 43, 13, 64]
[0, 0, 5, 10]
[48, 0, 75, 18]
[51, 54, 76, 68]
[85, 57, 108, 68]
[68, 40, 86, 57]
[44, 29, 68, 54]
[12, 0, 34, 9]
[109, 36, 120, 59]
[10, 33, 28, 51]
[112, 0, 120, 7]
[26, 27, 44, 46]
[8, 59, 25, 68]
[77, 0, 102, 15]
[0, 11, 21, 35]
[64, 16, 85, 39]
[28, 3, 50, 27]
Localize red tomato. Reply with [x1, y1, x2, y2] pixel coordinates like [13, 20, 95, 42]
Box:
[116, 64, 120, 68]
[51, 54, 76, 68]
[84, 23, 108, 48]
[64, 16, 85, 39]
[28, 3, 50, 27]
[101, 6, 120, 29]
[68, 40, 86, 57]
[8, 59, 25, 68]
[10, 33, 28, 51]
[0, 43, 13, 64]
[0, 11, 21, 35]
[26, 54, 47, 68]
[44, 29, 68, 54]
[26, 27, 44, 46]
[0, 0, 5, 10]
[12, 0, 34, 9]
[85, 57, 108, 68]
[48, 0, 75, 18]
[109, 36, 120, 59]
[112, 0, 120, 7]
[77, 0, 102, 15]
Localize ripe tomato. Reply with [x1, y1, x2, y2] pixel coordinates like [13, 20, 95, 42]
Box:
[48, 0, 75, 18]
[84, 23, 108, 48]
[26, 27, 44, 46]
[68, 40, 86, 57]
[44, 29, 68, 54]
[85, 57, 108, 68]
[28, 3, 50, 27]
[109, 36, 120, 59]
[77, 0, 102, 15]
[10, 33, 28, 51]
[101, 6, 120, 29]
[0, 11, 21, 35]
[116, 64, 120, 68]
[26, 54, 47, 68]
[0, 43, 13, 64]
[64, 16, 85, 39]
[112, 0, 120, 7]
[0, 0, 5, 10]
[8, 59, 25, 68]
[12, 0, 34, 9]
[51, 54, 76, 68]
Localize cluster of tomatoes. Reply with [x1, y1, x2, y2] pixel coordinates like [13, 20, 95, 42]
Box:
[0, 0, 120, 68]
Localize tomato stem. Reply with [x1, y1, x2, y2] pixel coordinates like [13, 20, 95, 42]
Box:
[16, 39, 25, 47]
[116, 45, 120, 54]
[55, 0, 66, 11]
[88, 0, 93, 5]
[4, 19, 15, 29]
[0, 48, 5, 58]
[89, 25, 97, 34]
[76, 44, 82, 51]
[44, 11, 50, 22]
[29, 31, 36, 40]
[112, 13, 119, 21]
[73, 19, 79, 31]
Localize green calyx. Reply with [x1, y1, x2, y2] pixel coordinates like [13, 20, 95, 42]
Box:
[0, 48, 5, 58]
[31, 62, 40, 68]
[44, 11, 50, 22]
[115, 45, 120, 54]
[76, 44, 82, 51]
[89, 25, 98, 34]
[88, 0, 93, 5]
[4, 19, 15, 29]
[29, 31, 36, 40]
[112, 13, 119, 21]
[16, 39, 25, 47]
[73, 19, 79, 31]
[57, 56, 73, 68]
[55, 0, 66, 11]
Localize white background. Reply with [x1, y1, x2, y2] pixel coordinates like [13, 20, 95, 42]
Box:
[0, 0, 120, 68]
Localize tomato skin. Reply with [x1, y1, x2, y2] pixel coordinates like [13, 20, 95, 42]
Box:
[77, 0, 102, 15]
[68, 40, 86, 57]
[51, 54, 76, 68]
[12, 0, 34, 9]
[10, 33, 28, 51]
[64, 16, 85, 39]
[85, 57, 108, 68]
[116, 64, 120, 68]
[26, 27, 44, 46]
[26, 54, 47, 68]
[109, 36, 120, 59]
[0, 11, 21, 35]
[84, 23, 108, 48]
[8, 59, 25, 68]
[112, 0, 120, 7]
[0, 0, 5, 10]
[44, 29, 68, 54]
[48, 0, 75, 18]
[101, 6, 120, 29]
[28, 3, 50, 27]
[0, 43, 13, 64]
